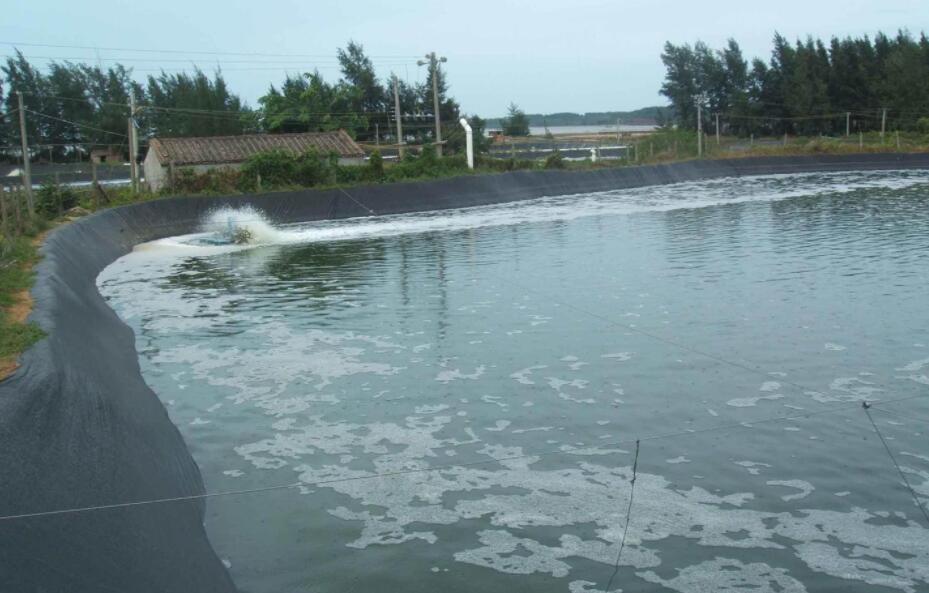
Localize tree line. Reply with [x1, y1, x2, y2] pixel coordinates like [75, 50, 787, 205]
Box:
[660, 30, 929, 135]
[0, 41, 485, 161]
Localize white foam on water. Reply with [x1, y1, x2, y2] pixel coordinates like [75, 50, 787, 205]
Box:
[137, 169, 929, 255]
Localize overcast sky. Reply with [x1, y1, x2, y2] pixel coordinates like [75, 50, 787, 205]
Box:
[4, 0, 927, 117]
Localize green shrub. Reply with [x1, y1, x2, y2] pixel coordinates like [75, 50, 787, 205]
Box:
[294, 149, 333, 187]
[365, 150, 384, 181]
[475, 155, 537, 172]
[35, 183, 78, 218]
[917, 117, 929, 135]
[544, 150, 566, 169]
[173, 167, 241, 194]
[335, 164, 363, 184]
[240, 149, 298, 189]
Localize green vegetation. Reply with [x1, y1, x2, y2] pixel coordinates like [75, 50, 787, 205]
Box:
[661, 31, 929, 135]
[501, 103, 531, 136]
[35, 183, 78, 218]
[620, 127, 929, 164]
[1, 39, 472, 161]
[543, 150, 566, 169]
[0, 216, 46, 373]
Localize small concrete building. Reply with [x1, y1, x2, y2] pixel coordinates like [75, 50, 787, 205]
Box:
[90, 146, 125, 164]
[143, 130, 365, 191]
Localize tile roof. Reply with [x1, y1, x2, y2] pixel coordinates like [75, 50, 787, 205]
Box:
[147, 130, 364, 165]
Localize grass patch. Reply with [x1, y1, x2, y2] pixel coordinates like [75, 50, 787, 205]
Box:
[0, 233, 45, 373]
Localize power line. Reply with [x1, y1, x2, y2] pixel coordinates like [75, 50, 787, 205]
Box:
[861, 402, 929, 526]
[0, 386, 924, 522]
[15, 92, 405, 118]
[0, 41, 421, 59]
[1, 54, 416, 65]
[23, 109, 128, 138]
[604, 439, 639, 592]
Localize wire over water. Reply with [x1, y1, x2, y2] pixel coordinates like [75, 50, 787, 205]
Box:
[605, 439, 639, 592]
[862, 402, 929, 527]
[1, 393, 925, 523]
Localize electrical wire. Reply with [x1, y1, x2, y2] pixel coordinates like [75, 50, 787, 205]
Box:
[0, 41, 422, 59]
[604, 439, 639, 592]
[0, 392, 924, 523]
[24, 109, 128, 138]
[862, 403, 929, 526]
[2, 54, 417, 66]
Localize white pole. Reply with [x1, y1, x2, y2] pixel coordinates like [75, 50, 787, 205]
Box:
[846, 112, 850, 137]
[459, 118, 473, 169]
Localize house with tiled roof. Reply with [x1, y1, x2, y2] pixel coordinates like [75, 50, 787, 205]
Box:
[143, 130, 365, 191]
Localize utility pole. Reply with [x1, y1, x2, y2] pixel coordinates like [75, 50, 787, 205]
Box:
[696, 100, 703, 158]
[845, 112, 850, 137]
[16, 92, 34, 214]
[128, 94, 140, 192]
[375, 123, 380, 148]
[715, 112, 720, 146]
[418, 52, 447, 157]
[392, 75, 404, 159]
[880, 108, 887, 143]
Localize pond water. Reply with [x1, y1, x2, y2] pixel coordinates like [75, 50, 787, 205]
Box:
[98, 170, 929, 593]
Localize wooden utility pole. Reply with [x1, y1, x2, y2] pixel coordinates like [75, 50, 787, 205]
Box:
[715, 112, 720, 145]
[696, 101, 703, 157]
[375, 123, 380, 148]
[392, 76, 404, 159]
[16, 92, 34, 214]
[418, 52, 447, 156]
[128, 94, 140, 192]
[845, 112, 850, 137]
[881, 108, 887, 143]
[91, 158, 100, 210]
[1, 191, 9, 242]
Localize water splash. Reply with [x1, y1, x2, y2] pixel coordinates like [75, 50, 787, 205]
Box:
[200, 206, 281, 245]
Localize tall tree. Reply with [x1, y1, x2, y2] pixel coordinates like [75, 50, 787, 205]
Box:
[501, 103, 530, 136]
[660, 30, 929, 135]
[146, 69, 251, 137]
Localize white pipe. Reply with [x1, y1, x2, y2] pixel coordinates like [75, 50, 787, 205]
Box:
[459, 117, 474, 169]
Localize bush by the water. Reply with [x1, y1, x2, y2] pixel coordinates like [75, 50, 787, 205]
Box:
[169, 145, 509, 194]
[36, 183, 78, 218]
[544, 150, 566, 169]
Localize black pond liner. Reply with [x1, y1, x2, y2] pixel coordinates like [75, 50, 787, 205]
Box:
[2, 153, 928, 593]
